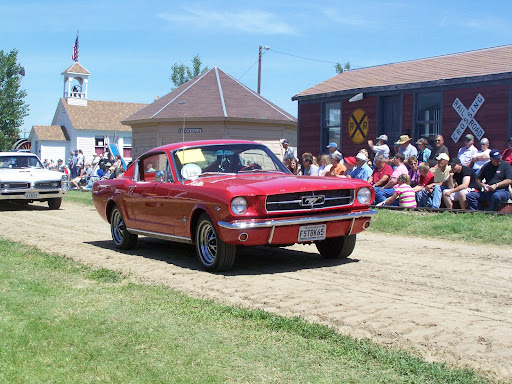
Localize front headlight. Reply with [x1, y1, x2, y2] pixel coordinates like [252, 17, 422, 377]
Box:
[231, 197, 248, 215]
[61, 174, 69, 189]
[356, 187, 372, 205]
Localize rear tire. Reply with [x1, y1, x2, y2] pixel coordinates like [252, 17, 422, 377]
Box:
[316, 234, 357, 259]
[195, 213, 236, 272]
[110, 206, 138, 250]
[48, 198, 62, 210]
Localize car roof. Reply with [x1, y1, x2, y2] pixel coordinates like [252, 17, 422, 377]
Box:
[149, 139, 264, 153]
[0, 152, 38, 157]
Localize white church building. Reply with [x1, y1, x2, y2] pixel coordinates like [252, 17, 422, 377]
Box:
[29, 62, 147, 164]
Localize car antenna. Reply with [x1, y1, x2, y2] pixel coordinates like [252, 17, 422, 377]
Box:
[181, 113, 186, 185]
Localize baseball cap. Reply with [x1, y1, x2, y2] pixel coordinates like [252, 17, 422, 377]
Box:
[344, 156, 356, 165]
[326, 142, 338, 149]
[282, 139, 290, 144]
[436, 153, 450, 161]
[464, 134, 474, 141]
[377, 134, 388, 141]
[355, 152, 367, 162]
[448, 157, 461, 166]
[489, 149, 501, 159]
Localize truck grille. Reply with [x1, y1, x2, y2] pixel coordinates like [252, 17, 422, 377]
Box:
[266, 189, 354, 212]
[0, 182, 30, 190]
[34, 181, 61, 189]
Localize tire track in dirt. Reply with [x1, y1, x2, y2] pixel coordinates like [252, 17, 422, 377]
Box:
[1, 201, 511, 381]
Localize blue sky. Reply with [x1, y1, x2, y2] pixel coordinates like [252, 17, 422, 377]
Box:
[2, 0, 512, 136]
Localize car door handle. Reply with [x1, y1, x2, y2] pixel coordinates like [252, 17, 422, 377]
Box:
[128, 185, 136, 192]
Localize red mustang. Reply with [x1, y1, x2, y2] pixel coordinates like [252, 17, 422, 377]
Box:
[92, 140, 376, 271]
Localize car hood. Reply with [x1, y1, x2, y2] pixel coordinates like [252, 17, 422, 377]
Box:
[0, 168, 65, 182]
[187, 173, 368, 196]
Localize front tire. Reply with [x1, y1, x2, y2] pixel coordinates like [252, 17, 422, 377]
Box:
[48, 198, 62, 210]
[195, 213, 236, 272]
[316, 234, 357, 259]
[110, 206, 138, 250]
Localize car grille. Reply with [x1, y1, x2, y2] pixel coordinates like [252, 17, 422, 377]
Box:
[266, 189, 354, 212]
[0, 182, 30, 190]
[34, 181, 61, 189]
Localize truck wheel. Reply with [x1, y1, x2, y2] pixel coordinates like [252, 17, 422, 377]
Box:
[48, 198, 62, 210]
[110, 206, 138, 250]
[195, 213, 236, 272]
[316, 234, 357, 259]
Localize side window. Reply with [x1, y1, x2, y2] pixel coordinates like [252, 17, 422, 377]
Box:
[139, 153, 172, 182]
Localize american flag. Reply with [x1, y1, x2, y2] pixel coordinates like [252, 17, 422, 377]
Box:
[71, 31, 79, 62]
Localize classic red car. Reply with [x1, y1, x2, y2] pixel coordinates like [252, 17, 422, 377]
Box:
[92, 140, 376, 271]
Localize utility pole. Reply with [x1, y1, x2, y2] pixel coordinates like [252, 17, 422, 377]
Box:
[257, 45, 269, 94]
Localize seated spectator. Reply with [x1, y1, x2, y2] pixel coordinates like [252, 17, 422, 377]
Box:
[374, 153, 408, 204]
[501, 137, 512, 166]
[70, 164, 84, 189]
[415, 138, 432, 163]
[288, 158, 301, 175]
[377, 174, 417, 208]
[344, 156, 356, 174]
[326, 142, 343, 163]
[145, 163, 156, 172]
[317, 154, 332, 176]
[326, 152, 346, 177]
[397, 135, 418, 160]
[457, 134, 478, 166]
[466, 150, 512, 211]
[412, 162, 435, 195]
[370, 155, 393, 187]
[429, 135, 450, 167]
[406, 156, 419, 187]
[442, 157, 479, 209]
[471, 137, 490, 172]
[417, 153, 453, 208]
[368, 134, 390, 159]
[302, 154, 319, 176]
[348, 153, 372, 181]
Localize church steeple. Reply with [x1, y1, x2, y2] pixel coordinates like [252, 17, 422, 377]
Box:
[62, 62, 90, 106]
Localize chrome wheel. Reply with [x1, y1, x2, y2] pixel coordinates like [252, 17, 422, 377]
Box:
[110, 206, 137, 250]
[197, 220, 217, 267]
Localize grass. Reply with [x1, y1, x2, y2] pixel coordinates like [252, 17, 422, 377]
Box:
[370, 209, 512, 245]
[0, 238, 491, 384]
[65, 190, 511, 246]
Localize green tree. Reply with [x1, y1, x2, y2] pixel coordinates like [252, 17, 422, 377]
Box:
[170, 55, 208, 88]
[0, 49, 28, 151]
[334, 61, 351, 74]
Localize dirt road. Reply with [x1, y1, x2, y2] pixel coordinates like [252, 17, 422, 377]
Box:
[1, 201, 511, 380]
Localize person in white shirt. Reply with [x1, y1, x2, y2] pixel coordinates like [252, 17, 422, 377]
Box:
[368, 134, 390, 159]
[457, 134, 478, 167]
[326, 142, 343, 164]
[471, 137, 490, 172]
[397, 135, 418, 160]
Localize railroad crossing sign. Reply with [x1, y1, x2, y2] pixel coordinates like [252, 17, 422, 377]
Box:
[348, 108, 369, 144]
[451, 94, 485, 142]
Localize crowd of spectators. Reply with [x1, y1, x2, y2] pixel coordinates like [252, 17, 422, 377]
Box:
[281, 134, 512, 212]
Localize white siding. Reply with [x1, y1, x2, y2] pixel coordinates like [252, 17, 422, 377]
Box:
[40, 143, 67, 163]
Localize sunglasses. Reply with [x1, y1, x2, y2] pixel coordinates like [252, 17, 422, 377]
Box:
[435, 139, 442, 142]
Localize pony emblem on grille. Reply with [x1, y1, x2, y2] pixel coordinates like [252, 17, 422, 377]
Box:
[300, 195, 325, 207]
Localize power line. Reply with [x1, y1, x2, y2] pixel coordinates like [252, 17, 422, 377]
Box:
[238, 50, 268, 80]
[268, 49, 338, 64]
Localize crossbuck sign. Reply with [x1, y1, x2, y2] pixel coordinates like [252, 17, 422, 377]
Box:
[451, 94, 485, 142]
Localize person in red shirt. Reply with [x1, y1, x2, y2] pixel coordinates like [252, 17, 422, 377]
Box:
[370, 155, 393, 186]
[502, 137, 512, 166]
[412, 162, 435, 196]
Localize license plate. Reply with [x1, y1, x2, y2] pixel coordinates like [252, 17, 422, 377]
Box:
[24, 192, 39, 199]
[298, 224, 326, 242]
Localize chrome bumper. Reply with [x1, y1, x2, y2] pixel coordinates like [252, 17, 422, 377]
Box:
[218, 209, 377, 229]
[0, 188, 66, 200]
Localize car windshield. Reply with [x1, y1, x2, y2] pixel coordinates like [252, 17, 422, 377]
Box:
[0, 155, 44, 169]
[172, 143, 290, 180]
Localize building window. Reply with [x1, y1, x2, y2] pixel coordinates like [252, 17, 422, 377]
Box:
[95, 136, 105, 156]
[123, 147, 132, 158]
[324, 102, 341, 149]
[416, 93, 441, 140]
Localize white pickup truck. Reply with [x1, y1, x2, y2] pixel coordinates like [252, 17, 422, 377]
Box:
[0, 152, 68, 209]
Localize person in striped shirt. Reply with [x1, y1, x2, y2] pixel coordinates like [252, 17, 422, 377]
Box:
[377, 174, 417, 208]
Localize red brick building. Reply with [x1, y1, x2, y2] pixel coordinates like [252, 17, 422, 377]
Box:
[292, 45, 512, 158]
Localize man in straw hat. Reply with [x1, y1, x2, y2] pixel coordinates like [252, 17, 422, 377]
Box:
[396, 134, 418, 160]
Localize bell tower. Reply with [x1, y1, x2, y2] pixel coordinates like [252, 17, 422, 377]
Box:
[61, 62, 90, 106]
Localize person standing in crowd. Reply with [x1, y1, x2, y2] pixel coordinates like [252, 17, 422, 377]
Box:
[442, 157, 479, 210]
[397, 135, 418, 160]
[407, 156, 420, 187]
[326, 152, 346, 177]
[348, 152, 372, 181]
[317, 154, 332, 176]
[370, 155, 393, 187]
[77, 149, 85, 169]
[71, 150, 78, 178]
[471, 137, 490, 172]
[302, 154, 319, 176]
[281, 139, 295, 162]
[428, 135, 450, 167]
[415, 138, 432, 163]
[367, 134, 390, 159]
[457, 134, 478, 166]
[326, 142, 343, 163]
[417, 153, 453, 208]
[466, 150, 512, 211]
[377, 173, 417, 208]
[502, 137, 512, 166]
[374, 153, 408, 204]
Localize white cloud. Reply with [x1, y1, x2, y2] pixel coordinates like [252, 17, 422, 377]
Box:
[158, 7, 298, 35]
